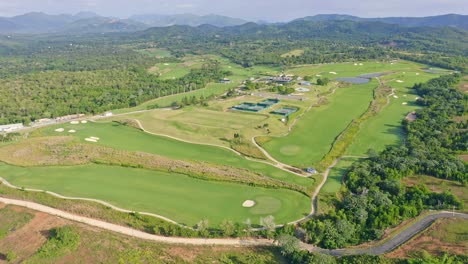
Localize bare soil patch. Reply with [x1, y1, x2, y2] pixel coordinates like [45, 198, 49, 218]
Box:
[0, 206, 68, 263]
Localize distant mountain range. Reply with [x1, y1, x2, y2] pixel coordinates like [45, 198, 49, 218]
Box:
[294, 14, 468, 30]
[0, 12, 466, 34]
[129, 14, 248, 28]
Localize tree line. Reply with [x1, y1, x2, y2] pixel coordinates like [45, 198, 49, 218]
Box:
[293, 74, 466, 249]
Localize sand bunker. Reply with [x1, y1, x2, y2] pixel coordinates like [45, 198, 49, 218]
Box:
[85, 136, 100, 143]
[354, 63, 358, 66]
[393, 95, 399, 99]
[70, 121, 79, 125]
[329, 72, 337, 75]
[81, 120, 88, 124]
[164, 63, 170, 66]
[402, 102, 408, 105]
[359, 63, 363, 66]
[68, 130, 76, 133]
[396, 80, 404, 83]
[403, 95, 407, 97]
[54, 128, 64, 132]
[416, 73, 420, 75]
[242, 200, 256, 208]
[316, 74, 322, 77]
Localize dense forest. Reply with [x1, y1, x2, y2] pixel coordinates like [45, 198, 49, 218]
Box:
[0, 61, 227, 124]
[0, 19, 467, 125]
[296, 74, 466, 249]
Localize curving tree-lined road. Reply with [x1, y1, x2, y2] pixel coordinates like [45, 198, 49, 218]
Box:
[0, 196, 466, 255]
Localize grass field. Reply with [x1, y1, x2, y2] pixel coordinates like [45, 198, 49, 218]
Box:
[136, 48, 172, 58]
[0, 163, 310, 226]
[35, 122, 312, 187]
[346, 69, 441, 156]
[124, 106, 272, 147]
[286, 60, 420, 78]
[261, 80, 377, 168]
[403, 175, 468, 213]
[113, 82, 239, 114]
[281, 49, 305, 58]
[322, 157, 360, 193]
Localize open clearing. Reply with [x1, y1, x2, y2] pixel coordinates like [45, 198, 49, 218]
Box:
[403, 175, 468, 213]
[0, 163, 310, 226]
[0, 205, 282, 263]
[35, 122, 313, 187]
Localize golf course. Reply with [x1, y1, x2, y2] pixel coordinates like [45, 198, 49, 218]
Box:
[0, 163, 310, 226]
[0, 59, 450, 229]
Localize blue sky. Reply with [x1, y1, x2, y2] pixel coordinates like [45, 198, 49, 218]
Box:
[0, 0, 466, 21]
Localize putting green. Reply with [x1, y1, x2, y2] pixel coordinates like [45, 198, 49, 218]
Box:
[0, 163, 310, 226]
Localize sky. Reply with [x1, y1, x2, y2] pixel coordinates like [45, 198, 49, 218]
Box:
[0, 0, 467, 21]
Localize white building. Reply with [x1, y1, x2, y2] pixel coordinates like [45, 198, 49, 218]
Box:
[103, 112, 113, 117]
[0, 123, 23, 132]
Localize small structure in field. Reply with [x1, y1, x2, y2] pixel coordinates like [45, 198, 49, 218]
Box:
[219, 78, 231, 84]
[305, 167, 318, 174]
[54, 128, 65, 132]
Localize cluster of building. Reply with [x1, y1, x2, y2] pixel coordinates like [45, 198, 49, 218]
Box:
[267, 75, 294, 84]
[33, 114, 86, 126]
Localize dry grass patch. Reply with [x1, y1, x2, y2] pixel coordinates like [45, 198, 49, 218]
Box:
[386, 218, 468, 259]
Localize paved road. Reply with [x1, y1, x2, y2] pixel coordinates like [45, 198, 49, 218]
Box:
[1, 197, 466, 255]
[301, 211, 468, 256]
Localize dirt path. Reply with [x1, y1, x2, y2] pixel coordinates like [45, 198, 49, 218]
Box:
[0, 197, 270, 246]
[1, 197, 466, 255]
[0, 177, 188, 229]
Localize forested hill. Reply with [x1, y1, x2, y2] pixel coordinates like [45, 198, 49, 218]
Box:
[135, 20, 468, 60]
[295, 14, 468, 30]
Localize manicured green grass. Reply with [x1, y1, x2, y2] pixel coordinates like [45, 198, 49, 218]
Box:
[286, 60, 421, 79]
[113, 82, 238, 114]
[322, 157, 359, 193]
[136, 48, 172, 58]
[0, 163, 310, 226]
[37, 122, 312, 187]
[346, 70, 440, 156]
[261, 80, 377, 168]
[126, 107, 270, 147]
